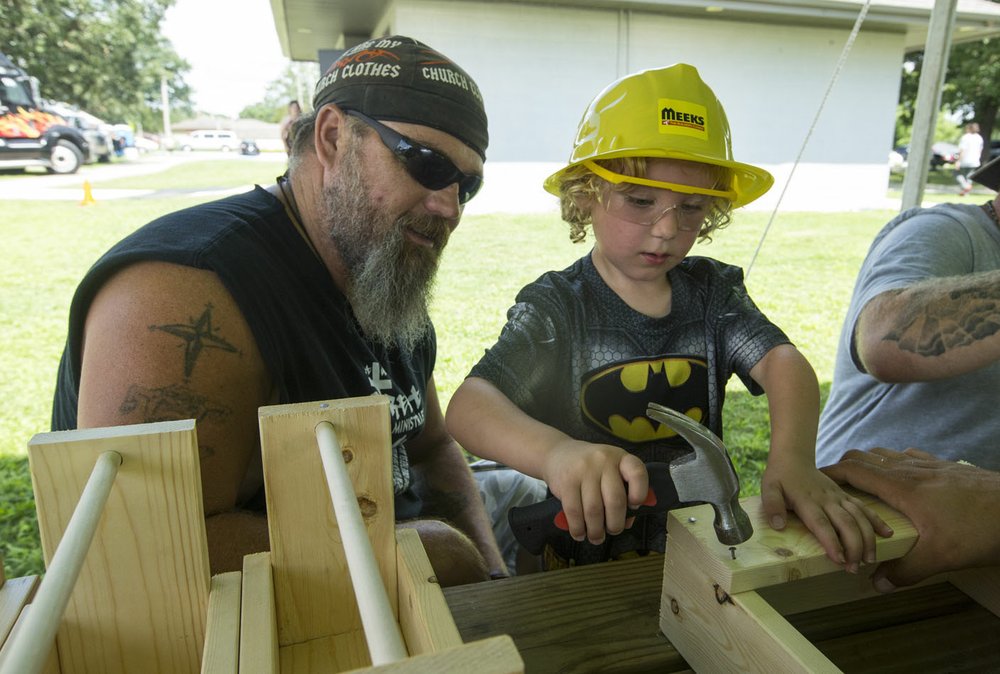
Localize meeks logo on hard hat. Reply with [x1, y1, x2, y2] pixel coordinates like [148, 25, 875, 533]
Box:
[659, 98, 708, 140]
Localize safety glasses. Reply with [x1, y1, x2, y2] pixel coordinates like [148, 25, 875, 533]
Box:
[345, 109, 483, 204]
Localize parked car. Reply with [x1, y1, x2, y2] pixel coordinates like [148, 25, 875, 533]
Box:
[175, 129, 240, 152]
[240, 139, 260, 156]
[45, 102, 114, 163]
[989, 139, 1000, 162]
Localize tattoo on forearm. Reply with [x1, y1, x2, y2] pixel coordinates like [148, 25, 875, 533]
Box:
[884, 286, 1000, 356]
[119, 383, 231, 425]
[149, 304, 240, 380]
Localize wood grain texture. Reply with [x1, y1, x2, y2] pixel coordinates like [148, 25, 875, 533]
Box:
[202, 571, 242, 674]
[0, 575, 37, 649]
[446, 555, 682, 674]
[28, 420, 211, 674]
[239, 552, 278, 674]
[666, 488, 917, 594]
[394, 528, 462, 656]
[660, 541, 840, 673]
[339, 635, 522, 674]
[259, 398, 396, 647]
[278, 629, 370, 673]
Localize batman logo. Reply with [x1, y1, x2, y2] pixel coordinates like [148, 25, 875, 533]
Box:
[580, 356, 709, 442]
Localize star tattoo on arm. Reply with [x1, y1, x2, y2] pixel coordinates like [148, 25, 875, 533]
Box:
[149, 304, 240, 380]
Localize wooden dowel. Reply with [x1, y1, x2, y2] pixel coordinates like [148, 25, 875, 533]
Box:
[0, 450, 122, 674]
[315, 421, 407, 666]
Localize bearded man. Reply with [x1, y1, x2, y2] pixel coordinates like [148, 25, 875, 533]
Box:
[51, 36, 506, 584]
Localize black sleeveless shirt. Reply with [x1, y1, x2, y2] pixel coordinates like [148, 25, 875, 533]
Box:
[52, 186, 434, 514]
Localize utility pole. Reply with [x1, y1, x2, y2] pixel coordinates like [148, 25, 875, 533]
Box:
[901, 0, 958, 210]
[160, 74, 172, 149]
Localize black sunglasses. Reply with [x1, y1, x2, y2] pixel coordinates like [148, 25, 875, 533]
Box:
[345, 109, 483, 204]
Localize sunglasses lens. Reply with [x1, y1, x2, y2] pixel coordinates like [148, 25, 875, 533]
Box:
[405, 150, 482, 204]
[458, 175, 483, 204]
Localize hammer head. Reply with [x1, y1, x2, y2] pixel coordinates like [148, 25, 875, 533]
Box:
[646, 403, 754, 545]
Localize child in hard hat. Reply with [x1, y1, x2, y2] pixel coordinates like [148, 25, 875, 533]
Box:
[447, 64, 890, 570]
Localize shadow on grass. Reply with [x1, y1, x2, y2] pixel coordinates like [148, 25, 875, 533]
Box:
[0, 454, 42, 578]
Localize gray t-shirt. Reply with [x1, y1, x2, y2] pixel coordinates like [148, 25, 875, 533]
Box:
[816, 203, 1000, 469]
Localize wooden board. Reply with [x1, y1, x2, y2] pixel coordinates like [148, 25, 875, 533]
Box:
[394, 528, 462, 656]
[0, 575, 38, 649]
[665, 489, 917, 594]
[657, 489, 1000, 673]
[203, 571, 242, 674]
[259, 397, 397, 647]
[28, 420, 211, 674]
[240, 552, 279, 674]
[340, 635, 522, 674]
[278, 629, 370, 673]
[661, 540, 840, 673]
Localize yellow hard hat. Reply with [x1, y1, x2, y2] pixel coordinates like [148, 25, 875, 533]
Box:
[544, 63, 773, 208]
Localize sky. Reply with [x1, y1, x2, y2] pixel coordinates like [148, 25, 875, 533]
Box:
[162, 0, 290, 118]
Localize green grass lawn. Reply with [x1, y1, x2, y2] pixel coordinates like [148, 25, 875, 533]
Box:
[0, 158, 898, 579]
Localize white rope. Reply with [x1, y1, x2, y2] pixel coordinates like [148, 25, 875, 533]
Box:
[745, 0, 873, 279]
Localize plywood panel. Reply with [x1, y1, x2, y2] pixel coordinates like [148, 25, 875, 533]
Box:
[28, 420, 210, 674]
[259, 398, 396, 647]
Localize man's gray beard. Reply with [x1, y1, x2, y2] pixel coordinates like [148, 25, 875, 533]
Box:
[322, 144, 446, 352]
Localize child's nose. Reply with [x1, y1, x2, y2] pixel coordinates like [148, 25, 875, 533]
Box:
[649, 205, 681, 238]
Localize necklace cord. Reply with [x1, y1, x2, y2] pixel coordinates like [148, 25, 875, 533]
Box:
[277, 172, 322, 260]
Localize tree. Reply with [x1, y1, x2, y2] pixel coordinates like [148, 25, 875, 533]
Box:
[942, 37, 999, 159]
[0, 0, 192, 131]
[896, 35, 1000, 160]
[239, 61, 319, 122]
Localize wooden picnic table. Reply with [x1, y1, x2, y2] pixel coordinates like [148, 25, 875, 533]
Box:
[444, 554, 1000, 673]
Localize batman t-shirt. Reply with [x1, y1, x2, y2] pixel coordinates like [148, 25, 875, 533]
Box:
[469, 253, 789, 463]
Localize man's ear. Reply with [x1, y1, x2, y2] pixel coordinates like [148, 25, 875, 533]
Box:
[314, 104, 347, 170]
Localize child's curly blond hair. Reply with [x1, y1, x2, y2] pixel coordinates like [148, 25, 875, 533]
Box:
[556, 157, 733, 244]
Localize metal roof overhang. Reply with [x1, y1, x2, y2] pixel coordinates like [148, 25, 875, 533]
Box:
[269, 0, 1000, 61]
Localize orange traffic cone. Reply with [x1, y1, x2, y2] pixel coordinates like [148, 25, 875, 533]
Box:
[80, 180, 96, 206]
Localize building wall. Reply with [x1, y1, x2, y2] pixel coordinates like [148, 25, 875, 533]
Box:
[389, 0, 906, 213]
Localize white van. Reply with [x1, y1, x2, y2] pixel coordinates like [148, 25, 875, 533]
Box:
[177, 130, 240, 152]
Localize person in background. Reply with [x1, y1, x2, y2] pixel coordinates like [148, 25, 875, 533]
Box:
[955, 122, 984, 196]
[816, 155, 1000, 471]
[823, 446, 1000, 592]
[447, 63, 888, 572]
[51, 36, 506, 585]
[279, 99, 302, 154]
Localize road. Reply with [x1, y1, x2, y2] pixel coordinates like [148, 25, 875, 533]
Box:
[0, 151, 276, 202]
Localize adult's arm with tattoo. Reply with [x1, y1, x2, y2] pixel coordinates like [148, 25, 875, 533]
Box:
[406, 379, 508, 578]
[854, 269, 1000, 382]
[77, 261, 273, 571]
